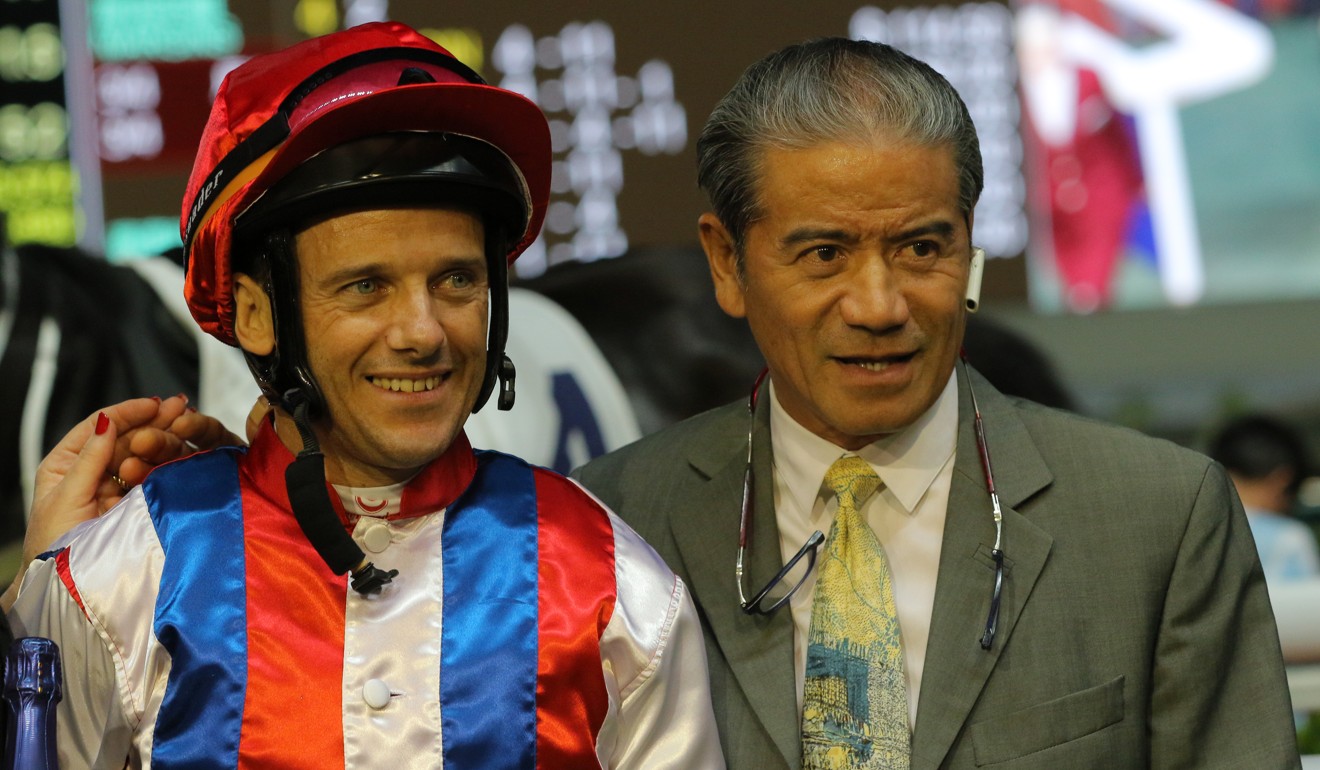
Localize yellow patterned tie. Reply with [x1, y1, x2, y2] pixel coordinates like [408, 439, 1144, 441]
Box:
[802, 455, 910, 770]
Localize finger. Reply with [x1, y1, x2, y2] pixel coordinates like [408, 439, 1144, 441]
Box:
[148, 393, 191, 430]
[117, 430, 193, 485]
[125, 427, 187, 466]
[97, 396, 176, 476]
[104, 397, 172, 434]
[52, 412, 120, 506]
[117, 456, 159, 488]
[26, 413, 120, 563]
[246, 396, 272, 444]
[112, 403, 222, 487]
[94, 476, 126, 512]
[42, 398, 166, 487]
[170, 411, 243, 451]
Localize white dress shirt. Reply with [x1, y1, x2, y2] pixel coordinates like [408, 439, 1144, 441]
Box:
[771, 371, 959, 728]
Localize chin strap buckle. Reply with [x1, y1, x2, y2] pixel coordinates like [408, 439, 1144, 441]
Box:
[497, 355, 517, 411]
[350, 562, 400, 596]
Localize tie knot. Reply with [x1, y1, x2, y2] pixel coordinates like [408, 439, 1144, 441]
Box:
[824, 455, 882, 510]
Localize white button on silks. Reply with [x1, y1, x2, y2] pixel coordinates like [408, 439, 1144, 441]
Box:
[362, 524, 391, 553]
[363, 679, 392, 709]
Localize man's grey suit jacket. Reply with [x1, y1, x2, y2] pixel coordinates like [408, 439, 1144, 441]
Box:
[575, 367, 1300, 769]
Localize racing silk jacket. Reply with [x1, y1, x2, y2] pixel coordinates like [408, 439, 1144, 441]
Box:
[9, 424, 723, 769]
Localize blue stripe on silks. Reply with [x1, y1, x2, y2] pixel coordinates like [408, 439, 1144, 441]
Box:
[441, 451, 539, 769]
[143, 449, 248, 769]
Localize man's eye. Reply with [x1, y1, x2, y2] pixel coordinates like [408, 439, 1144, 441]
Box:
[440, 272, 476, 290]
[910, 241, 939, 259]
[810, 246, 840, 262]
[350, 279, 377, 294]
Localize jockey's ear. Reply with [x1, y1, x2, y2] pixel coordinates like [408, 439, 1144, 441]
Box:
[233, 273, 275, 357]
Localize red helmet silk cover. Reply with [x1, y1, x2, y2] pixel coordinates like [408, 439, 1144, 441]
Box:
[181, 21, 551, 345]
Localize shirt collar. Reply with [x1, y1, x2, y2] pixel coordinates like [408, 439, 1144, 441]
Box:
[332, 431, 477, 521]
[246, 419, 478, 522]
[769, 369, 959, 516]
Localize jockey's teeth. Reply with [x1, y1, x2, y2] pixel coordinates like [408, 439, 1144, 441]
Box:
[857, 361, 888, 371]
[370, 376, 438, 393]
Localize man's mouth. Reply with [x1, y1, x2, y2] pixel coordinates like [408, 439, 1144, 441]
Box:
[837, 352, 917, 371]
[368, 375, 444, 393]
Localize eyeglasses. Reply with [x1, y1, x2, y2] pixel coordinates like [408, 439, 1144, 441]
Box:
[736, 369, 828, 615]
[733, 358, 1007, 650]
[966, 359, 1006, 650]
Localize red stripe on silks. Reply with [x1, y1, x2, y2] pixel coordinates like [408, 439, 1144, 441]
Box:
[396, 432, 476, 520]
[53, 549, 89, 619]
[533, 469, 617, 767]
[237, 428, 349, 770]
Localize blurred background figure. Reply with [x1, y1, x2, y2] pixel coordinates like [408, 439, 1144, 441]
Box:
[0, 219, 258, 582]
[1208, 412, 1320, 761]
[1209, 413, 1320, 584]
[465, 286, 642, 475]
[1015, 0, 1274, 311]
[960, 314, 1077, 413]
[520, 246, 763, 436]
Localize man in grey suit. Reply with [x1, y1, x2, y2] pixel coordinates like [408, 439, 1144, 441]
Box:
[576, 38, 1300, 769]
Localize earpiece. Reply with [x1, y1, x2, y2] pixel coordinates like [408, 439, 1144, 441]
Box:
[965, 247, 985, 313]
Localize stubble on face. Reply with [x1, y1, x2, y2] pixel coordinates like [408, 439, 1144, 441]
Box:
[290, 206, 490, 487]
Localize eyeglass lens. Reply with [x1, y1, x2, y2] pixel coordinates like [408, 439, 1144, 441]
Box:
[743, 530, 824, 615]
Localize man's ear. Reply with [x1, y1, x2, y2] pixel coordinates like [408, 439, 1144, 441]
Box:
[698, 212, 747, 319]
[233, 273, 275, 356]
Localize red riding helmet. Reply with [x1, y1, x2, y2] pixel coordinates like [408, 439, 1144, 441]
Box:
[180, 21, 551, 412]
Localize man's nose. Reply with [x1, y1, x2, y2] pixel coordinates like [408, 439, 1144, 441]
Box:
[384, 289, 446, 355]
[838, 258, 911, 332]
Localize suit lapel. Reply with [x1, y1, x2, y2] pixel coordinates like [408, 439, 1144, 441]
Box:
[911, 367, 1055, 768]
[671, 369, 1055, 769]
[671, 385, 802, 769]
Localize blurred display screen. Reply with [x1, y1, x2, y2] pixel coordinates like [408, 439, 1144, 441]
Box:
[3, 0, 1318, 312]
[0, 0, 74, 246]
[4, 0, 1029, 296]
[1016, 0, 1320, 312]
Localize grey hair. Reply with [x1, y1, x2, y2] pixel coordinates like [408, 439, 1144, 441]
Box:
[696, 37, 983, 256]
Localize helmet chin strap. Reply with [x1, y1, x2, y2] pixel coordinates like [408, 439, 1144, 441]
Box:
[475, 231, 516, 413]
[249, 233, 393, 594]
[283, 389, 398, 596]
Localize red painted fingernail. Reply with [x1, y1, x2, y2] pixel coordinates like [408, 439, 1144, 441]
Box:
[95, 412, 110, 435]
[176, 392, 190, 404]
[187, 406, 198, 413]
[151, 396, 162, 402]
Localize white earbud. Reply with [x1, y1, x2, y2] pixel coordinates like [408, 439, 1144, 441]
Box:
[965, 247, 985, 313]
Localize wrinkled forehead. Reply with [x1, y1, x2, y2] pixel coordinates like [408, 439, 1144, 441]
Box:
[286, 205, 488, 281]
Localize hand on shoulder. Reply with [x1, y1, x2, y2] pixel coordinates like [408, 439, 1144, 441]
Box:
[1, 395, 246, 611]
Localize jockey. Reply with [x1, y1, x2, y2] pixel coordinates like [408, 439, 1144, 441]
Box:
[8, 21, 721, 770]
